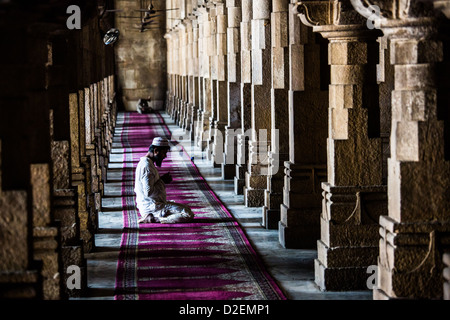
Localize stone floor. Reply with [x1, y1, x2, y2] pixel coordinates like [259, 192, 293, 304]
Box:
[80, 111, 373, 301]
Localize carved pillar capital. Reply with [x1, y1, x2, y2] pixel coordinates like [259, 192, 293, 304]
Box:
[349, 0, 446, 34]
[293, 0, 366, 27]
[350, 0, 440, 20]
[294, 0, 338, 27]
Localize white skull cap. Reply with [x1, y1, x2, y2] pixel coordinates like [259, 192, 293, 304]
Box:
[151, 137, 170, 147]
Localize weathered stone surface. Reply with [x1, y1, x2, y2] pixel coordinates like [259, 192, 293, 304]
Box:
[244, 187, 265, 207]
[0, 190, 29, 271]
[252, 0, 271, 20]
[115, 0, 167, 111]
[317, 240, 379, 268]
[315, 258, 372, 291]
[31, 164, 52, 228]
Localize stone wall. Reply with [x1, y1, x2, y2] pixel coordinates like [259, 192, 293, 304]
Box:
[114, 0, 168, 111]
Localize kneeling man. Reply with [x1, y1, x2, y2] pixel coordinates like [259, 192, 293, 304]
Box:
[134, 137, 194, 224]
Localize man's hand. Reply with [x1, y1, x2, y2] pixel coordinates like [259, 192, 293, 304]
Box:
[161, 172, 173, 184]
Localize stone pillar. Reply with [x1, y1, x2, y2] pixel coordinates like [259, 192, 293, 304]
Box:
[261, 0, 290, 229]
[351, 0, 450, 299]
[234, 0, 253, 194]
[189, 20, 200, 142]
[175, 32, 183, 127]
[206, 7, 218, 162]
[377, 34, 394, 187]
[319, 25, 386, 291]
[222, 0, 243, 180]
[0, 140, 41, 299]
[172, 32, 180, 123]
[165, 33, 175, 118]
[31, 163, 62, 300]
[279, 1, 328, 248]
[65, 92, 89, 297]
[81, 84, 99, 254]
[197, 10, 213, 151]
[50, 106, 85, 299]
[192, 11, 205, 148]
[212, 3, 229, 168]
[178, 23, 188, 131]
[186, 20, 197, 141]
[244, 0, 272, 207]
[296, 1, 387, 290]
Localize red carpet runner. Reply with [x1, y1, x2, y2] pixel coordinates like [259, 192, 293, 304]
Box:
[114, 111, 286, 300]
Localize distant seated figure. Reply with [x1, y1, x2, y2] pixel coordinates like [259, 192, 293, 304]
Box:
[137, 97, 153, 114]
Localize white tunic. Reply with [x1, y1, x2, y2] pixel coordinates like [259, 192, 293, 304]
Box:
[134, 156, 167, 217]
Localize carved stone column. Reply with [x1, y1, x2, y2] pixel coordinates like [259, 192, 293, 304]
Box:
[171, 31, 180, 123]
[222, 0, 243, 180]
[212, 3, 229, 168]
[296, 0, 387, 290]
[352, 0, 450, 299]
[82, 85, 99, 254]
[190, 21, 200, 142]
[279, 1, 328, 248]
[50, 105, 85, 299]
[175, 30, 183, 126]
[178, 23, 188, 130]
[185, 19, 197, 141]
[205, 8, 218, 161]
[165, 33, 175, 118]
[198, 10, 213, 151]
[31, 164, 62, 300]
[234, 0, 253, 194]
[0, 140, 41, 299]
[192, 11, 207, 148]
[244, 0, 272, 207]
[262, 0, 291, 229]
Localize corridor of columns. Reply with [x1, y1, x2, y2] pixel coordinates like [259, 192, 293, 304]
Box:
[1, 0, 450, 304]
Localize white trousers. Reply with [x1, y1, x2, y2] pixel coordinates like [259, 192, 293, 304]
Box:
[140, 201, 194, 224]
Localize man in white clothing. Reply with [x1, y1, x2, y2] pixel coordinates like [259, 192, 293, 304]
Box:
[134, 137, 194, 224]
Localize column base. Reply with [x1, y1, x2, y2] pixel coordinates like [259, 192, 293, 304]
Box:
[376, 215, 450, 299]
[279, 221, 319, 249]
[198, 140, 208, 151]
[244, 168, 268, 207]
[314, 257, 372, 291]
[244, 187, 265, 207]
[188, 123, 196, 141]
[234, 164, 246, 194]
[33, 226, 62, 300]
[234, 176, 245, 195]
[262, 208, 280, 230]
[315, 183, 387, 291]
[205, 145, 213, 162]
[279, 201, 321, 249]
[221, 163, 235, 180]
[0, 269, 41, 299]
